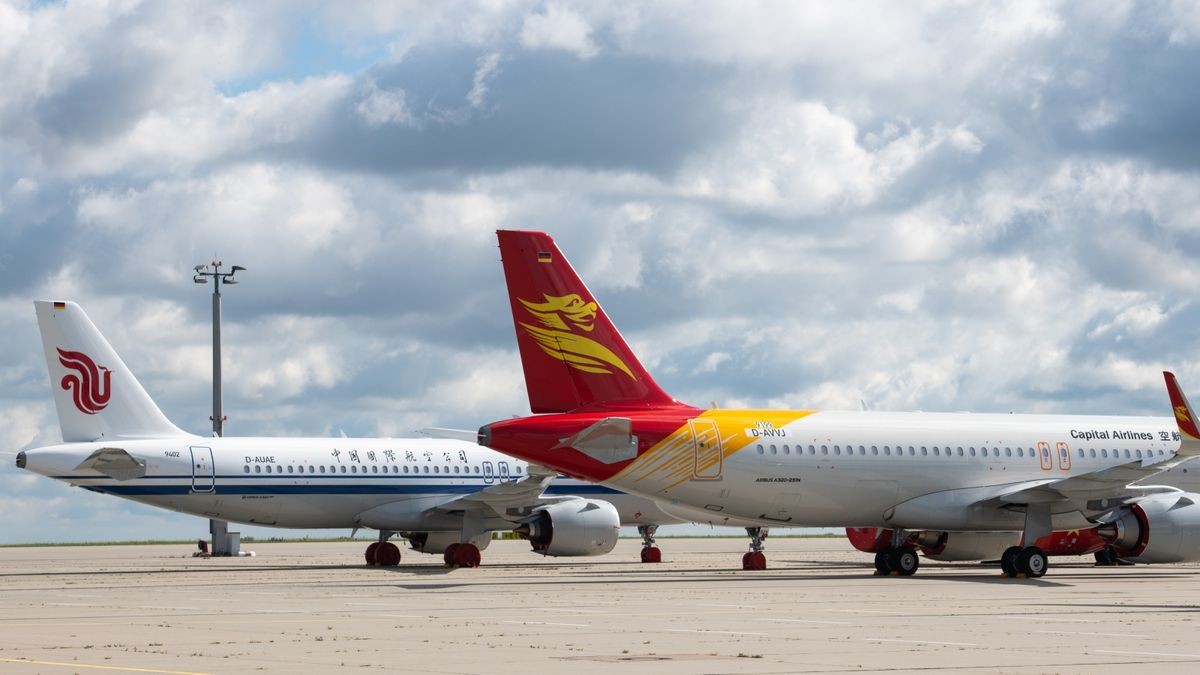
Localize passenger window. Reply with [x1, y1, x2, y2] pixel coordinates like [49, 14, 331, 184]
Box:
[255, 465, 261, 474]
[243, 465, 250, 474]
[871, 446, 879, 456]
[834, 446, 841, 456]
[1101, 449, 1108, 458]
[957, 447, 964, 456]
[808, 445, 815, 454]
[1136, 449, 1143, 458]
[340, 465, 347, 473]
[423, 466, 430, 474]
[756, 444, 764, 454]
[1124, 449, 1131, 459]
[821, 445, 828, 455]
[908, 447, 915, 456]
[770, 445, 778, 455]
[1078, 448, 1084, 458]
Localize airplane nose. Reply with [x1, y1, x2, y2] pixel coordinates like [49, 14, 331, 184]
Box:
[477, 425, 492, 447]
[15, 451, 26, 469]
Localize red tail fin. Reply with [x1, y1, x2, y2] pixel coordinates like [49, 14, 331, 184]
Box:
[497, 230, 677, 413]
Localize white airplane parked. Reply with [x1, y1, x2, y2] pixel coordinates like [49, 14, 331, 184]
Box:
[16, 301, 690, 566]
[478, 229, 1200, 578]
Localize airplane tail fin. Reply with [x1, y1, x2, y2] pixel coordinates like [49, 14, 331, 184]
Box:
[496, 230, 678, 413]
[34, 301, 190, 442]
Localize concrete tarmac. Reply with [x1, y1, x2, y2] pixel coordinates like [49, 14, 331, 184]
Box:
[1, 537, 1199, 674]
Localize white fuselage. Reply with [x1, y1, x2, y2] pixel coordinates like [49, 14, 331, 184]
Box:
[630, 410, 1183, 531]
[21, 436, 679, 532]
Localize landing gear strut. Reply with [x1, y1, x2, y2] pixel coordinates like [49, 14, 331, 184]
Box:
[365, 531, 401, 567]
[742, 527, 768, 570]
[638, 524, 661, 563]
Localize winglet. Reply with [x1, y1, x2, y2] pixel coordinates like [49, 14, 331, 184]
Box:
[1164, 371, 1200, 456]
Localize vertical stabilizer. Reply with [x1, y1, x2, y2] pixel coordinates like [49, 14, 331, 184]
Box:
[34, 301, 190, 441]
[496, 230, 677, 413]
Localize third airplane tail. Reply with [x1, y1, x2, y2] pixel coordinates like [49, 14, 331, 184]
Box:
[497, 230, 678, 413]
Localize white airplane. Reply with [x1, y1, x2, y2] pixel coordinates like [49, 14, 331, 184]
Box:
[16, 300, 691, 566]
[477, 230, 1200, 578]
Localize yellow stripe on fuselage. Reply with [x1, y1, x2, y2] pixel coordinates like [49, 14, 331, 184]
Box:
[614, 409, 818, 491]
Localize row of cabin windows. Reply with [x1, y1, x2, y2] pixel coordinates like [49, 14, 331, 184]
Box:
[753, 444, 1168, 460]
[241, 464, 525, 476]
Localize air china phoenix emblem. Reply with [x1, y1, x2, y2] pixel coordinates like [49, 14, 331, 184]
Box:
[57, 348, 112, 415]
[518, 294, 636, 380]
[1176, 405, 1192, 425]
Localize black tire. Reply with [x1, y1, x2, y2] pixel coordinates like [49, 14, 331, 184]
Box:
[1017, 546, 1048, 578]
[889, 547, 920, 576]
[1000, 546, 1022, 576]
[874, 550, 892, 574]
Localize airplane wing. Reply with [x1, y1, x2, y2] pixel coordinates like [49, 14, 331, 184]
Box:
[422, 462, 570, 521]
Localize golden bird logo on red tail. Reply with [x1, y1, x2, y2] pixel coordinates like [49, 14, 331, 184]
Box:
[518, 294, 636, 380]
[1176, 405, 1192, 425]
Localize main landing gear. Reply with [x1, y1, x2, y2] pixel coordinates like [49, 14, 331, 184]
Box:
[639, 524, 662, 563]
[1000, 545, 1048, 578]
[742, 527, 768, 570]
[443, 543, 482, 568]
[365, 531, 401, 567]
[873, 544, 920, 576]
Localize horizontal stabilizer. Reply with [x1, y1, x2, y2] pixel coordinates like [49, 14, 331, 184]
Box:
[74, 447, 146, 481]
[554, 417, 637, 464]
[418, 427, 480, 443]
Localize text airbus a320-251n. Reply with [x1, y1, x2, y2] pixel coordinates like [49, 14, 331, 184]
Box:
[477, 229, 1200, 578]
[16, 300, 696, 566]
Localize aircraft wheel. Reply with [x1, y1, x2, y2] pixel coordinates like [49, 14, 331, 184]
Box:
[1000, 546, 1022, 576]
[365, 542, 381, 566]
[640, 546, 662, 563]
[453, 543, 482, 568]
[742, 551, 767, 570]
[1094, 546, 1117, 566]
[377, 542, 401, 567]
[1017, 546, 1047, 578]
[888, 547, 920, 576]
[443, 543, 460, 567]
[873, 550, 891, 574]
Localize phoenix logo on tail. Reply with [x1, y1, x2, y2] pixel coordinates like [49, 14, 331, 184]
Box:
[57, 348, 111, 414]
[518, 294, 636, 380]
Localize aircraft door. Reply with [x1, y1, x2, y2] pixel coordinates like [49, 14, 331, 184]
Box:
[190, 446, 215, 493]
[498, 461, 511, 482]
[689, 418, 723, 480]
[482, 461, 495, 484]
[1037, 442, 1053, 471]
[1056, 442, 1072, 471]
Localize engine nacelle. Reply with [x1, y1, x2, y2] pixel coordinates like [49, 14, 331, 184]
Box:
[516, 499, 620, 557]
[1098, 493, 1200, 563]
[402, 531, 491, 555]
[845, 527, 894, 553]
[1031, 528, 1107, 556]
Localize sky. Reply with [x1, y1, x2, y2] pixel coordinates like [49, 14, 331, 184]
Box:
[2, 0, 1200, 544]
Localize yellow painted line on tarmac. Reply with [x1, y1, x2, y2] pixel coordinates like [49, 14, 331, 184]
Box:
[0, 657, 211, 674]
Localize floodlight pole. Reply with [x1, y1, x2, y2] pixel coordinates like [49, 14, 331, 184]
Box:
[192, 260, 244, 555]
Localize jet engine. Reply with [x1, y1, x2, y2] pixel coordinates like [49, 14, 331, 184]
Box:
[1097, 492, 1200, 563]
[402, 531, 491, 555]
[516, 499, 620, 557]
